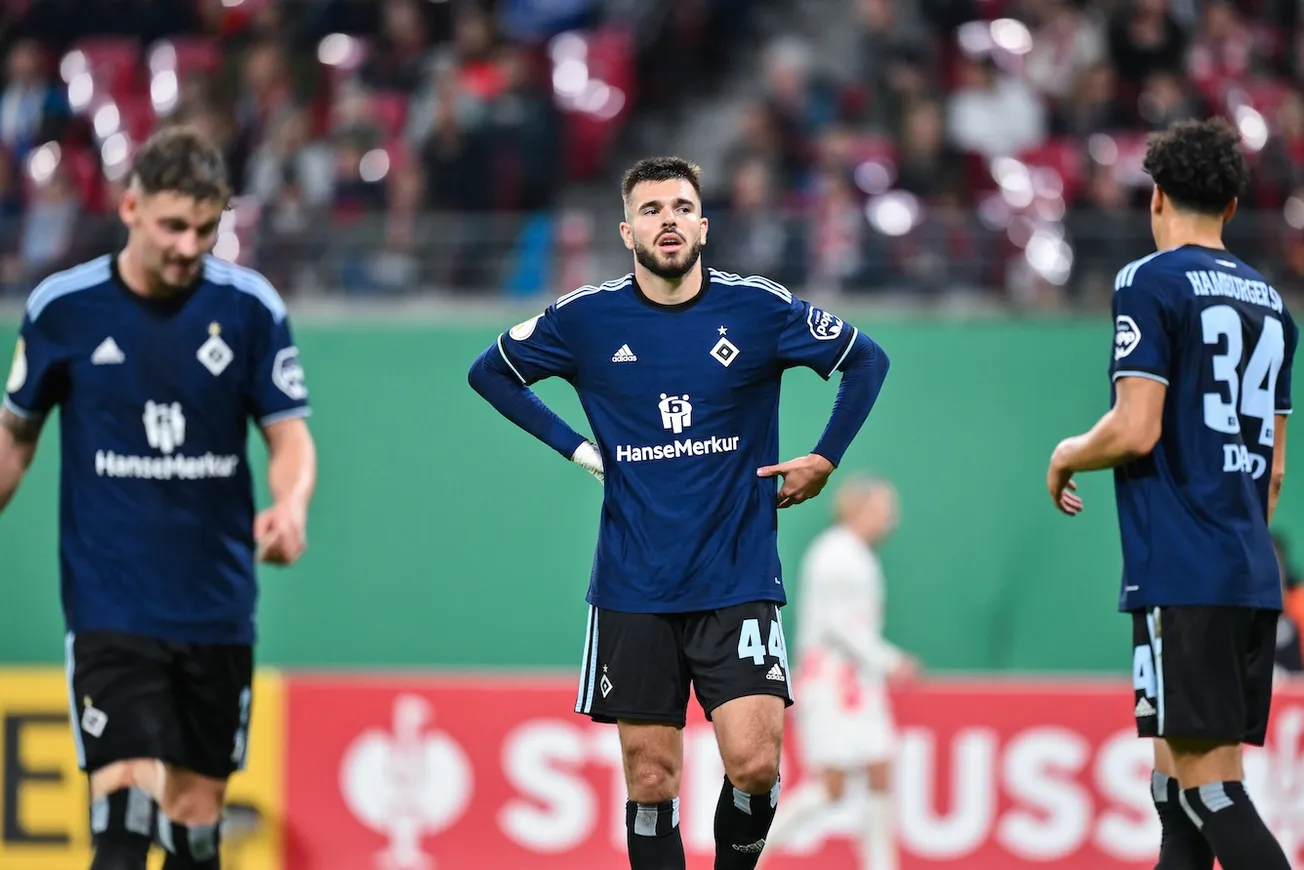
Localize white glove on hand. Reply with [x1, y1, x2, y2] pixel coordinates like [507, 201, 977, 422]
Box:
[571, 441, 604, 483]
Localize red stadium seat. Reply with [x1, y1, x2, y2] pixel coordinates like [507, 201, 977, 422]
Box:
[150, 36, 222, 80]
[113, 94, 158, 144]
[66, 37, 142, 102]
[1019, 138, 1085, 201]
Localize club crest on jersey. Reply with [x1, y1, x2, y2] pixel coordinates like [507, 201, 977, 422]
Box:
[1114, 315, 1141, 360]
[197, 322, 234, 376]
[6, 338, 25, 393]
[510, 314, 542, 341]
[807, 307, 844, 341]
[710, 336, 739, 367]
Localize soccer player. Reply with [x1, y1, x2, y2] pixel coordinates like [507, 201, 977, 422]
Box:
[468, 156, 891, 870]
[758, 475, 917, 870]
[0, 126, 317, 870]
[1047, 117, 1297, 870]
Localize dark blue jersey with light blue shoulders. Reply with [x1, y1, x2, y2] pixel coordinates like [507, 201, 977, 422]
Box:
[3, 254, 311, 644]
[1110, 244, 1297, 612]
[497, 268, 878, 613]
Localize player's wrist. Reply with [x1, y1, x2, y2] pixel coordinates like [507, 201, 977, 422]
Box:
[809, 451, 837, 471]
[273, 495, 309, 522]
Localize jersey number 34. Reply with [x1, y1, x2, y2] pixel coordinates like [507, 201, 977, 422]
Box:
[1202, 305, 1285, 448]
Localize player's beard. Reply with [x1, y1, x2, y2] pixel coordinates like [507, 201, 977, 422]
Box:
[154, 256, 201, 292]
[634, 235, 703, 280]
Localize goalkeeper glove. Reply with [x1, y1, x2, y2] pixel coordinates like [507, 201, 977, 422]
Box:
[571, 440, 604, 483]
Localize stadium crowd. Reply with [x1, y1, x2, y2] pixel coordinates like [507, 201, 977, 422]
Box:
[0, 0, 1301, 304]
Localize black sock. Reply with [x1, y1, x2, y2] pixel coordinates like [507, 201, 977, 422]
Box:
[625, 798, 685, 870]
[713, 775, 780, 870]
[1151, 771, 1213, 869]
[1181, 781, 1291, 870]
[89, 833, 151, 870]
[157, 814, 221, 870]
[89, 787, 153, 870]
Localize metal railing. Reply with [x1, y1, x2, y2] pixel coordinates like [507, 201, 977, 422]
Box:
[2, 206, 1300, 308]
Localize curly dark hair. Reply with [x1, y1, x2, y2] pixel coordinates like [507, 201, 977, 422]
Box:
[620, 156, 702, 204]
[1142, 117, 1250, 216]
[129, 124, 230, 203]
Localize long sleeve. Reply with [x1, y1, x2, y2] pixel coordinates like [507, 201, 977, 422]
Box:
[467, 343, 588, 460]
[812, 332, 890, 467]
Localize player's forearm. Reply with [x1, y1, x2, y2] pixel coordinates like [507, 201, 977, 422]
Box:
[468, 345, 587, 459]
[1059, 408, 1156, 472]
[1270, 414, 1288, 524]
[0, 408, 41, 513]
[811, 335, 890, 467]
[266, 421, 316, 515]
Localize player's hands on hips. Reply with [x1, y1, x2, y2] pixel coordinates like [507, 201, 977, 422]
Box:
[758, 453, 835, 508]
[1047, 439, 1084, 516]
[571, 440, 604, 483]
[254, 501, 308, 565]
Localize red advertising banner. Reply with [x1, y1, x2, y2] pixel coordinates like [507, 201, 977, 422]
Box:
[284, 675, 1304, 870]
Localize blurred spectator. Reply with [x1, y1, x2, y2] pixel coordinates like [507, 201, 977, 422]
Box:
[447, 4, 508, 103]
[895, 98, 968, 200]
[1066, 162, 1153, 304]
[946, 55, 1047, 159]
[1023, 0, 1107, 102]
[722, 102, 788, 194]
[711, 157, 805, 288]
[246, 107, 335, 209]
[1053, 62, 1130, 135]
[761, 38, 841, 184]
[1186, 0, 1254, 103]
[807, 167, 876, 293]
[406, 55, 488, 158]
[360, 0, 433, 96]
[854, 0, 934, 131]
[0, 38, 67, 159]
[18, 168, 80, 285]
[484, 46, 561, 211]
[0, 0, 1299, 302]
[1136, 70, 1206, 129]
[1258, 90, 1304, 204]
[368, 159, 426, 292]
[1107, 0, 1188, 87]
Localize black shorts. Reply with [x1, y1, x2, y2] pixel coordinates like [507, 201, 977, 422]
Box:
[574, 601, 794, 726]
[1130, 605, 1278, 746]
[66, 630, 254, 779]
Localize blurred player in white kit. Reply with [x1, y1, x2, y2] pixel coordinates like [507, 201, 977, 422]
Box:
[758, 476, 918, 870]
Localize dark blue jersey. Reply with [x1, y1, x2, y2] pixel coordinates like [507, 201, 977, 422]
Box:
[1111, 244, 1297, 612]
[497, 268, 879, 613]
[3, 254, 311, 644]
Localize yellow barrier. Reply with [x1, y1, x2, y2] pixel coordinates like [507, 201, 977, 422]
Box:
[0, 668, 284, 870]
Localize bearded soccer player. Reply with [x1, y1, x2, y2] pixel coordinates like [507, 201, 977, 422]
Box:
[468, 156, 891, 870]
[1048, 117, 1297, 870]
[0, 126, 317, 870]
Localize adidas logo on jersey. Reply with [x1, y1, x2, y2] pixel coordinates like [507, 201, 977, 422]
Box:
[91, 337, 124, 365]
[1134, 697, 1156, 718]
[766, 664, 785, 682]
[611, 344, 637, 362]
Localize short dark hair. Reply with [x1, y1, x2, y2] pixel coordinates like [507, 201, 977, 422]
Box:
[1142, 117, 1249, 216]
[129, 125, 231, 203]
[620, 156, 702, 204]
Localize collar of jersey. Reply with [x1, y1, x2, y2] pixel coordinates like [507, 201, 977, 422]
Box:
[631, 262, 713, 312]
[110, 251, 205, 317]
